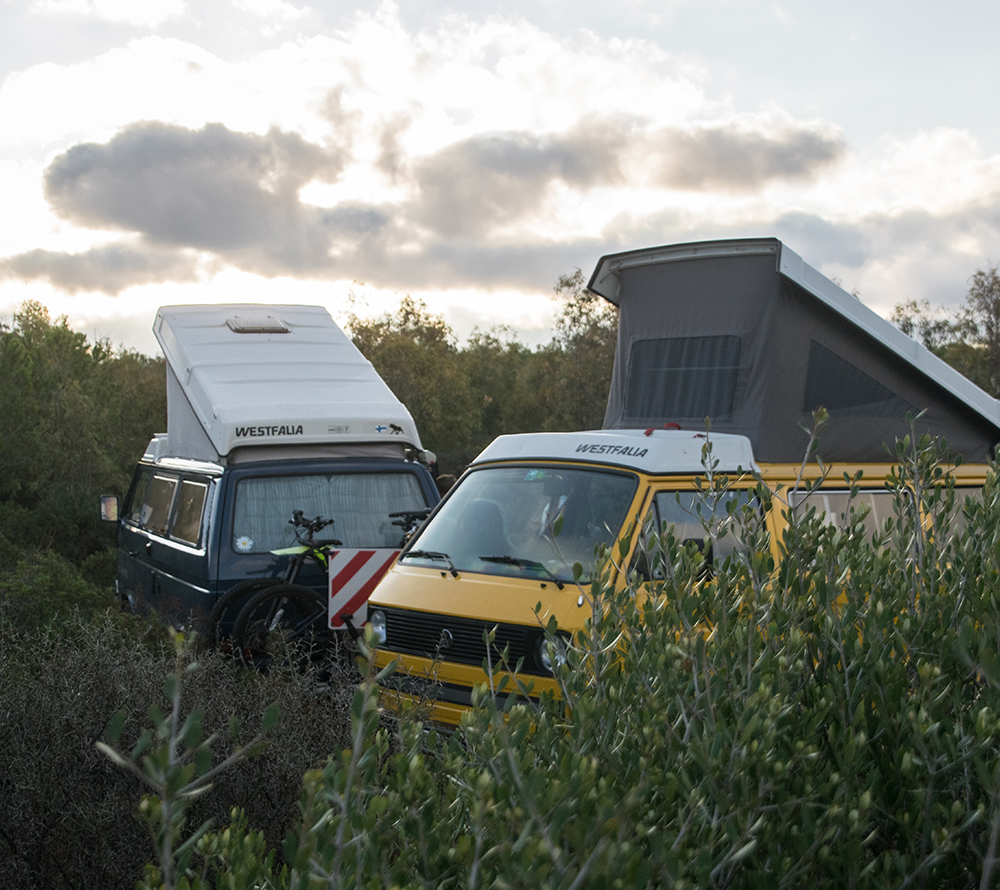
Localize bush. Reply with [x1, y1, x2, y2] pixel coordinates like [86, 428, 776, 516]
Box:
[0, 547, 116, 629]
[0, 611, 355, 890]
[176, 433, 1000, 889]
[18, 431, 1000, 888]
[78, 545, 117, 591]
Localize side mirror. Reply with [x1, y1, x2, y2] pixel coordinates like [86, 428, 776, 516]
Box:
[100, 495, 119, 522]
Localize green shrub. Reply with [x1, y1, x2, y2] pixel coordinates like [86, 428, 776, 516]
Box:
[175, 432, 1000, 889]
[0, 612, 355, 890]
[22, 430, 1000, 888]
[0, 546, 115, 628]
[79, 545, 117, 590]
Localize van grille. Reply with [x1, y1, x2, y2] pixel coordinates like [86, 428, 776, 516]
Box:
[381, 606, 547, 676]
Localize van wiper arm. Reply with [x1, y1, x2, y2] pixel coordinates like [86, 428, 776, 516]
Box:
[479, 555, 565, 589]
[401, 549, 458, 577]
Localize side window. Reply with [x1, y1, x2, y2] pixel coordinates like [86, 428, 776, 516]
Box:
[791, 486, 983, 543]
[631, 487, 755, 580]
[141, 475, 179, 536]
[123, 469, 210, 547]
[171, 480, 209, 546]
[789, 490, 895, 538]
[654, 488, 756, 561]
[126, 468, 155, 524]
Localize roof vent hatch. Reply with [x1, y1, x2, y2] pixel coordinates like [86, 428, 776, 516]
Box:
[226, 313, 290, 334]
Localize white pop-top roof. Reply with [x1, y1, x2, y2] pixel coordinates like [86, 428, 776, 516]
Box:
[471, 429, 757, 475]
[154, 304, 422, 459]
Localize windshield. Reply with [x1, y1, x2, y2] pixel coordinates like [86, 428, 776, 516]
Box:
[232, 471, 428, 553]
[405, 465, 638, 582]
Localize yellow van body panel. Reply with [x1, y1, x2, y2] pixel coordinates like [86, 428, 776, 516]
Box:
[371, 454, 991, 726]
[373, 563, 594, 629]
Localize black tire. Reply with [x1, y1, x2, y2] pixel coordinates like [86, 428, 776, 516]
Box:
[202, 578, 282, 650]
[232, 583, 333, 671]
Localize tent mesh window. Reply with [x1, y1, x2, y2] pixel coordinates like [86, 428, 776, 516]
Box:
[623, 335, 742, 422]
[803, 340, 915, 417]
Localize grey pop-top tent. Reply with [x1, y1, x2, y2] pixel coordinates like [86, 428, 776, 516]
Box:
[588, 238, 1000, 463]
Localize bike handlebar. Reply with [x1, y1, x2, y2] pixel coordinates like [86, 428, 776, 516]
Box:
[289, 510, 335, 537]
[388, 507, 432, 527]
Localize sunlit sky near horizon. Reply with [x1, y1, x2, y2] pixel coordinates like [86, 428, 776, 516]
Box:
[2, 0, 1000, 357]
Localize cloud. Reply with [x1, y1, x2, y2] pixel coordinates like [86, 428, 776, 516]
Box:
[409, 127, 622, 237]
[23, 110, 997, 306]
[651, 121, 846, 191]
[7, 3, 999, 325]
[38, 114, 840, 291]
[403, 117, 845, 238]
[43, 121, 364, 274]
[770, 211, 870, 268]
[2, 241, 201, 294]
[231, 0, 305, 23]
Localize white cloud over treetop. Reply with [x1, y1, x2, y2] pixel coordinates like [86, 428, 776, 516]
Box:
[6, 109, 850, 294]
[1, 1, 999, 320]
[3, 241, 203, 295]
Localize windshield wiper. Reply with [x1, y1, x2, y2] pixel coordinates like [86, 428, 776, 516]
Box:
[479, 555, 565, 589]
[400, 549, 458, 577]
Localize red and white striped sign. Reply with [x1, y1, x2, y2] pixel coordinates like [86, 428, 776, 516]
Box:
[327, 548, 399, 629]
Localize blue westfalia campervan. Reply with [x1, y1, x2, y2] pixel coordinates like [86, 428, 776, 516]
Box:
[102, 304, 438, 639]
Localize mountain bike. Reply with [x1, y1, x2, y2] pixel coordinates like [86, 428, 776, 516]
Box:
[206, 505, 430, 667]
[204, 511, 342, 662]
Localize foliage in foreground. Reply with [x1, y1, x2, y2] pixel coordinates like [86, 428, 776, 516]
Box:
[0, 611, 355, 890]
[111, 432, 1000, 889]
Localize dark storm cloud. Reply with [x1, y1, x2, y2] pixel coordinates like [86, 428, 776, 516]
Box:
[653, 123, 846, 191]
[1, 241, 200, 294]
[43, 121, 362, 273]
[411, 128, 621, 236]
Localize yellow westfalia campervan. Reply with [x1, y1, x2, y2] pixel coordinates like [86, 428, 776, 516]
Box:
[368, 238, 1000, 725]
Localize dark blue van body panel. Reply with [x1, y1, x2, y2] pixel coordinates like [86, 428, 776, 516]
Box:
[116, 456, 438, 627]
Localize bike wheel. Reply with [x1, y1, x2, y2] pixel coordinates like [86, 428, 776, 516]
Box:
[202, 578, 282, 650]
[232, 583, 331, 671]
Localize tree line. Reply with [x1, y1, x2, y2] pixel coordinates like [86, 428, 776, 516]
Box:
[0, 301, 166, 575]
[891, 262, 1000, 396]
[2, 259, 997, 584]
[347, 269, 617, 474]
[0, 274, 615, 583]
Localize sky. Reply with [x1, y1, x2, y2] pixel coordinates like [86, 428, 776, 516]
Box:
[2, 0, 1000, 356]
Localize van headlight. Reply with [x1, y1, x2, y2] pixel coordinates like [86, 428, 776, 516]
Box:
[368, 609, 387, 645]
[537, 631, 570, 674]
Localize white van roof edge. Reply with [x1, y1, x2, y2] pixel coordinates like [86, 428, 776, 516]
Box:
[471, 429, 757, 475]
